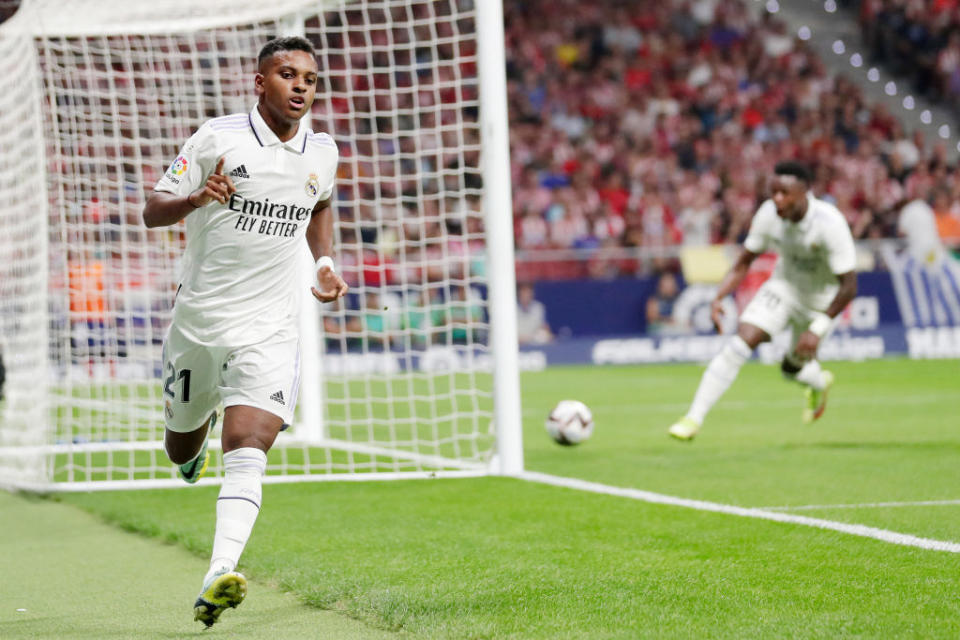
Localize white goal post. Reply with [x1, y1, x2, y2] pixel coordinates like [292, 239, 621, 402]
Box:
[0, 0, 523, 491]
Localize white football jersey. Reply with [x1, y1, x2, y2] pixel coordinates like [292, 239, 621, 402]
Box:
[743, 193, 856, 310]
[155, 105, 338, 346]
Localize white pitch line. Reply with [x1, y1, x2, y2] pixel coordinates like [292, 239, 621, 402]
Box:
[763, 499, 960, 511]
[520, 471, 960, 553]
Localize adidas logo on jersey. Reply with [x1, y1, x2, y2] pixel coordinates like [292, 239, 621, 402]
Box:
[269, 390, 285, 405]
[229, 164, 250, 179]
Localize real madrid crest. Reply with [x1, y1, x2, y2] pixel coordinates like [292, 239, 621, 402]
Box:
[305, 174, 319, 197]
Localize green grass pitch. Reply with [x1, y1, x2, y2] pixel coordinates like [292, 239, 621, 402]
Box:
[8, 358, 960, 638]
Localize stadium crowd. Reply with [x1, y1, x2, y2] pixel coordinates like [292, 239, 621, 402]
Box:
[13, 0, 960, 358]
[505, 0, 960, 274]
[858, 0, 960, 107]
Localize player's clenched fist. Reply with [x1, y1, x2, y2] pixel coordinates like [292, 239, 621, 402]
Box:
[311, 266, 348, 303]
[187, 157, 236, 207]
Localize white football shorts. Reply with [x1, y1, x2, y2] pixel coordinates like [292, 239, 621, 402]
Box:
[739, 278, 836, 354]
[160, 322, 301, 432]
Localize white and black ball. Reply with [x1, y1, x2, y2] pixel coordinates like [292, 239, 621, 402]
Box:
[545, 400, 594, 446]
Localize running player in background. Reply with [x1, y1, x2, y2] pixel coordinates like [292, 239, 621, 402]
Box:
[142, 36, 347, 626]
[668, 162, 857, 441]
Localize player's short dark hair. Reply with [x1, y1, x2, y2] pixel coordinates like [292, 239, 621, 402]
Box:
[774, 161, 812, 184]
[258, 36, 316, 67]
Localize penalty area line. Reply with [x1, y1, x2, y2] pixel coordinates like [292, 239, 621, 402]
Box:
[519, 471, 960, 554]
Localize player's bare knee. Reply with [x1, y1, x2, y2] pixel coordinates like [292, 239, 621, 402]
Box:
[222, 420, 279, 453]
[221, 407, 282, 453]
[737, 323, 769, 350]
[222, 433, 274, 454]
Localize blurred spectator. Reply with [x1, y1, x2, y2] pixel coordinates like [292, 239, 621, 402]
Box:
[898, 195, 945, 264]
[645, 271, 684, 335]
[861, 0, 960, 103]
[345, 289, 402, 350]
[68, 249, 110, 372]
[516, 282, 553, 345]
[431, 285, 485, 345]
[399, 288, 434, 350]
[932, 187, 960, 249]
[678, 186, 719, 246]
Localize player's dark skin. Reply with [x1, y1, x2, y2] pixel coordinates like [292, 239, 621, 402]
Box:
[708, 173, 857, 365]
[143, 48, 348, 463]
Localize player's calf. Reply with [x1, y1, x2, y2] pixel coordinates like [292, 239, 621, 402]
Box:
[167, 411, 217, 483]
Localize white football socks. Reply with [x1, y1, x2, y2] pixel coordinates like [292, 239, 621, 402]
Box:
[794, 359, 826, 390]
[687, 336, 752, 424]
[204, 447, 267, 587]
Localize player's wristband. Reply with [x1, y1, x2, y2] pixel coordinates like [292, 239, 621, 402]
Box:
[315, 256, 335, 273]
[808, 312, 832, 338]
[186, 192, 200, 209]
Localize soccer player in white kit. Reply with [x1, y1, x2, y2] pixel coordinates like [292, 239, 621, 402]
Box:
[668, 162, 857, 440]
[142, 37, 348, 626]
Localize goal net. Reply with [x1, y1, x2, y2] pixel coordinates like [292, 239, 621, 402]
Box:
[0, 0, 522, 491]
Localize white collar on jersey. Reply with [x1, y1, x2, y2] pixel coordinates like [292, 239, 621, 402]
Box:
[247, 104, 309, 154]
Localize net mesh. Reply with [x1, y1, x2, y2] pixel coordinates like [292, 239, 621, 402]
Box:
[0, 17, 49, 485]
[0, 0, 497, 489]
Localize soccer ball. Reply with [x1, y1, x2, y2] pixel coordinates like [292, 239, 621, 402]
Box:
[545, 400, 594, 446]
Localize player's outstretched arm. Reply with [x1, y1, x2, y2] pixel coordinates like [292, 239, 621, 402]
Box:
[142, 157, 235, 228]
[709, 247, 759, 333]
[795, 270, 857, 359]
[307, 197, 348, 303]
